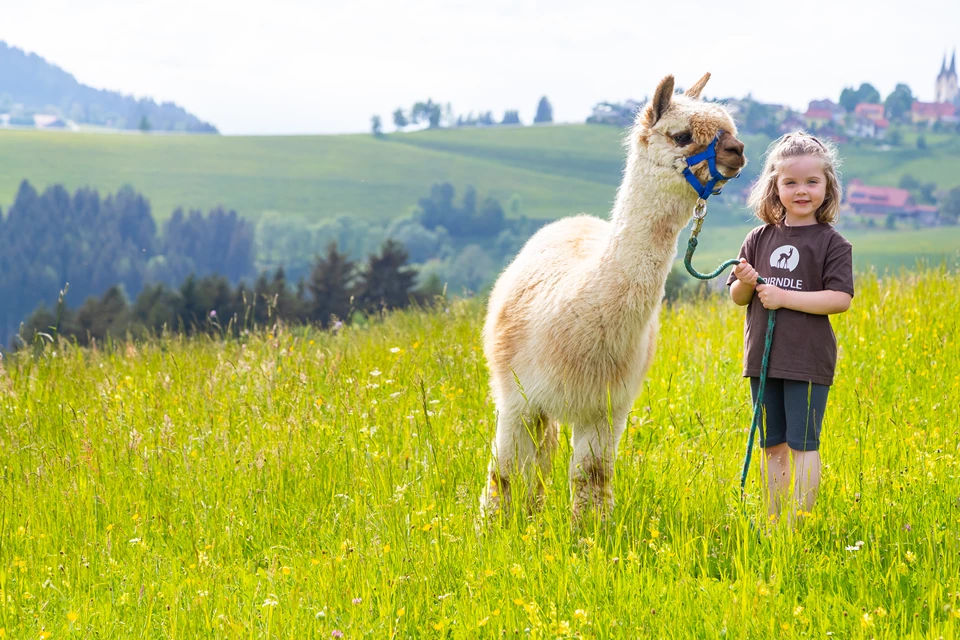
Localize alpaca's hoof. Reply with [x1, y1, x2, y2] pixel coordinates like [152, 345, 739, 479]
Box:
[479, 482, 508, 523]
[571, 480, 614, 524]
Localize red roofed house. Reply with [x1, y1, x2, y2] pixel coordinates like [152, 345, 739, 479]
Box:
[846, 179, 940, 226]
[804, 108, 834, 129]
[854, 103, 886, 121]
[911, 100, 957, 124]
[847, 105, 889, 139]
[804, 99, 845, 130]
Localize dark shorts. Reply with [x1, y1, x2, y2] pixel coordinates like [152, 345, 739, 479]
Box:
[750, 377, 829, 451]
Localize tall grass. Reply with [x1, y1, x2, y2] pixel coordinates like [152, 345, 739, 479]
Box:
[1, 266, 959, 638]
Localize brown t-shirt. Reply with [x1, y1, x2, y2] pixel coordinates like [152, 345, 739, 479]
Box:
[725, 223, 854, 386]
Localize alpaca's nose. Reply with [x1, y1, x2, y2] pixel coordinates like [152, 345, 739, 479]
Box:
[717, 132, 746, 170]
[722, 138, 745, 158]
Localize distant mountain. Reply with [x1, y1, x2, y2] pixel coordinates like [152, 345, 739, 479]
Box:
[0, 41, 217, 133]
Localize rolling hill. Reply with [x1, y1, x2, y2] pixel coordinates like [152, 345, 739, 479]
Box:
[0, 40, 216, 132]
[1, 125, 959, 272]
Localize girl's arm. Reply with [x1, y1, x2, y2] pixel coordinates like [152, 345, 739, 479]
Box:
[755, 285, 852, 315]
[729, 258, 758, 306]
[729, 280, 756, 306]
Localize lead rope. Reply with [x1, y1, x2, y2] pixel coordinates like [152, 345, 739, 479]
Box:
[683, 199, 775, 499]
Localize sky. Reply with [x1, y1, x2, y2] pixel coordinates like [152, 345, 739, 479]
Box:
[1, 0, 959, 135]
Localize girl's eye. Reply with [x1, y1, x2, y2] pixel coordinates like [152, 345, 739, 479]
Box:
[672, 132, 693, 146]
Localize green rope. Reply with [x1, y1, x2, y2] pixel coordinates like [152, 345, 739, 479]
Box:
[683, 207, 776, 498]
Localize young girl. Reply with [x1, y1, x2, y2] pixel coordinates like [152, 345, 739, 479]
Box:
[726, 131, 854, 522]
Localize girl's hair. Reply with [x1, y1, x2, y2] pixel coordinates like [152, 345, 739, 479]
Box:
[747, 131, 843, 225]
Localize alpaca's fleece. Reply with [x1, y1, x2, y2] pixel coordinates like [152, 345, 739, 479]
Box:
[481, 73, 746, 520]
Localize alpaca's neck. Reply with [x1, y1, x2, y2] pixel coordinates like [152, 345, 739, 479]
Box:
[597, 154, 693, 316]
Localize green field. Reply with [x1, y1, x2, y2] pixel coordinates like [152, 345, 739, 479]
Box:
[683, 223, 960, 277]
[2, 126, 960, 228]
[0, 127, 622, 224]
[2, 268, 959, 637]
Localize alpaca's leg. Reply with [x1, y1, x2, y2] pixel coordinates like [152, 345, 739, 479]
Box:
[532, 418, 560, 510]
[569, 412, 627, 520]
[480, 398, 539, 520]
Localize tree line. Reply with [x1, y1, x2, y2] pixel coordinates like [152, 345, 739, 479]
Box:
[256, 183, 545, 292]
[18, 239, 429, 349]
[372, 96, 553, 134]
[4, 179, 550, 350]
[0, 180, 253, 345]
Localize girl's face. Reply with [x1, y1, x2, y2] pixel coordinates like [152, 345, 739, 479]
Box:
[776, 155, 827, 226]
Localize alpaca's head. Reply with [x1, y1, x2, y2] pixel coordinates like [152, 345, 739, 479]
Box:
[631, 73, 746, 199]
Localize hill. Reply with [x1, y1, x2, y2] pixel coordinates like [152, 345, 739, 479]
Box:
[1, 125, 959, 273]
[1, 268, 958, 636]
[0, 40, 216, 132]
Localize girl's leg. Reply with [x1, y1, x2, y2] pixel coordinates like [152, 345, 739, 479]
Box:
[764, 443, 791, 521]
[783, 381, 830, 519]
[792, 449, 821, 514]
[751, 377, 788, 521]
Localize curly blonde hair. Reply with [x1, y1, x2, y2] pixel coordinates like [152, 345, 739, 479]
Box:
[747, 131, 843, 225]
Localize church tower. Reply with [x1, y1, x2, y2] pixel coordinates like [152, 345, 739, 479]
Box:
[936, 50, 959, 106]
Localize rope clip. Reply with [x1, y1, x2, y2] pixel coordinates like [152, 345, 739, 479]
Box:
[693, 198, 708, 220]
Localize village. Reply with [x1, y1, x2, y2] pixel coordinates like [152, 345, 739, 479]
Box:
[590, 52, 960, 228]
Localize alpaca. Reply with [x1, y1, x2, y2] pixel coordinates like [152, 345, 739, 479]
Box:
[480, 73, 746, 521]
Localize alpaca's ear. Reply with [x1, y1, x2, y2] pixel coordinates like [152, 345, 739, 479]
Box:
[645, 75, 675, 126]
[685, 72, 711, 100]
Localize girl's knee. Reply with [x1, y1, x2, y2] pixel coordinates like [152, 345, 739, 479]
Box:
[764, 442, 790, 457]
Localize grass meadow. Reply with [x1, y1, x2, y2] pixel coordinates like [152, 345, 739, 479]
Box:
[2, 126, 959, 227]
[2, 263, 960, 638]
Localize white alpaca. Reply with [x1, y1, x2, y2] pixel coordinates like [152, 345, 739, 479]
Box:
[480, 73, 746, 520]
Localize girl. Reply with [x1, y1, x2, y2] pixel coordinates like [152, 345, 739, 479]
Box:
[726, 131, 854, 522]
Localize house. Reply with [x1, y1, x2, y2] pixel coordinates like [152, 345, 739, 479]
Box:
[33, 114, 68, 129]
[804, 99, 844, 129]
[911, 100, 957, 125]
[845, 180, 940, 225]
[803, 108, 835, 129]
[854, 103, 885, 122]
[847, 115, 889, 139]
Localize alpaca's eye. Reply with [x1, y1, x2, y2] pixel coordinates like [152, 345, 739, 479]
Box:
[672, 132, 693, 146]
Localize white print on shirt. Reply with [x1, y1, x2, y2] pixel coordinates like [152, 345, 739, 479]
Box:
[770, 245, 799, 271]
[763, 276, 804, 290]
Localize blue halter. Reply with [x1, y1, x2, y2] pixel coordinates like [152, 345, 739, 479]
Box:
[682, 131, 740, 199]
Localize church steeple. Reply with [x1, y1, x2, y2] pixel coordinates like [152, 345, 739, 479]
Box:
[943, 53, 949, 76]
[951, 50, 957, 75]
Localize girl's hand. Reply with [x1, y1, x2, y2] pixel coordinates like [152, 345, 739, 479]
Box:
[756, 283, 787, 310]
[733, 258, 759, 286]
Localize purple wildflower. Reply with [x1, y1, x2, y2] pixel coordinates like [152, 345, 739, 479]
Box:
[209, 310, 217, 318]
[332, 631, 344, 639]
